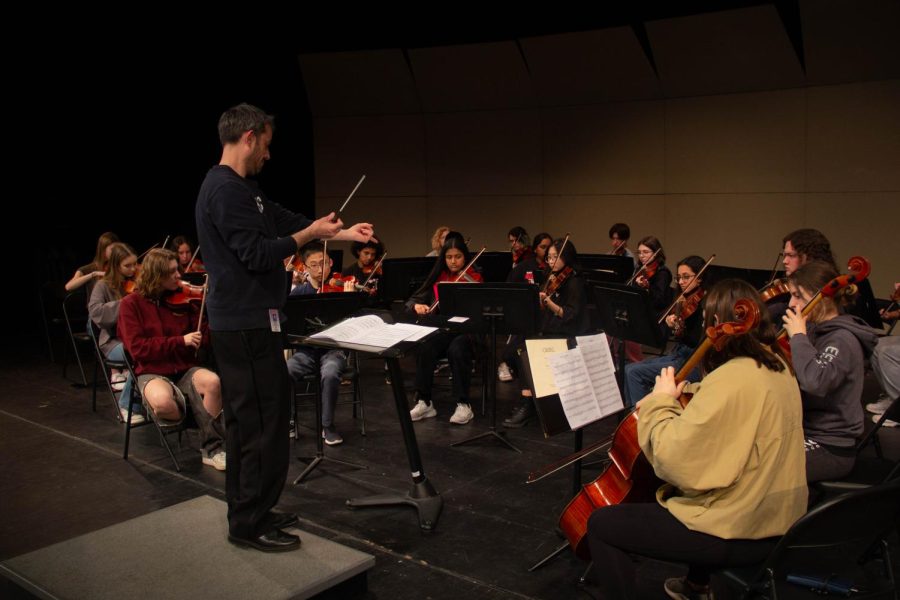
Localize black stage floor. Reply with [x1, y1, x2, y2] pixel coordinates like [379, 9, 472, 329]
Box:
[2, 348, 898, 600]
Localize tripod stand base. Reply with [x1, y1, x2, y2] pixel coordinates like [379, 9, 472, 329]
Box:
[528, 540, 570, 572]
[346, 479, 443, 531]
[293, 454, 367, 484]
[451, 428, 521, 453]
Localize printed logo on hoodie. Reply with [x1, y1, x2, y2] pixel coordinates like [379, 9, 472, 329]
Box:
[815, 345, 839, 366]
[255, 196, 264, 213]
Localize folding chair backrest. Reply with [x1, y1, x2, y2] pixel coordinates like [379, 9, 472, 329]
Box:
[761, 480, 900, 575]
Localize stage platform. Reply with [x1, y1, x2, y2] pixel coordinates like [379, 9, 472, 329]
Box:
[0, 496, 374, 600]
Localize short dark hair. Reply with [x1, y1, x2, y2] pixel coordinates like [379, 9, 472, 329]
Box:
[300, 241, 325, 261]
[508, 226, 529, 246]
[351, 239, 385, 259]
[218, 103, 275, 146]
[782, 229, 836, 269]
[609, 223, 630, 240]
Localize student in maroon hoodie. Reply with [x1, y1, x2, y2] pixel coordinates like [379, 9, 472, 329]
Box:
[117, 248, 226, 471]
[783, 261, 881, 482]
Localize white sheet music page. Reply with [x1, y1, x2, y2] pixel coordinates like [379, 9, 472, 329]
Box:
[310, 315, 434, 348]
[576, 333, 624, 416]
[547, 347, 603, 430]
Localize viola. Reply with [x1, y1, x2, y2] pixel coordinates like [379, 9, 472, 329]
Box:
[123, 279, 136, 295]
[184, 258, 205, 273]
[626, 247, 662, 287]
[759, 278, 790, 303]
[556, 298, 760, 559]
[774, 256, 871, 359]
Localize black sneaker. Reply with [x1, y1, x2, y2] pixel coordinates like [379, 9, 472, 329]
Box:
[503, 403, 535, 428]
[322, 427, 344, 446]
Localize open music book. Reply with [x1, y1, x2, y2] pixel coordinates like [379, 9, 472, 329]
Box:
[525, 333, 623, 434]
[309, 314, 437, 349]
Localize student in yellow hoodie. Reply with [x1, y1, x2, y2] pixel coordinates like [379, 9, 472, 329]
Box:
[586, 279, 807, 600]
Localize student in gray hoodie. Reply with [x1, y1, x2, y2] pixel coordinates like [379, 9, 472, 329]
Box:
[783, 261, 881, 482]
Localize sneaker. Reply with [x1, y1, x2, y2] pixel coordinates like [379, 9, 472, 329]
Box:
[111, 373, 127, 391]
[873, 414, 898, 427]
[202, 450, 227, 471]
[866, 396, 893, 414]
[497, 362, 513, 382]
[664, 576, 714, 600]
[503, 402, 535, 428]
[119, 406, 145, 425]
[322, 427, 344, 446]
[449, 403, 474, 425]
[410, 399, 437, 421]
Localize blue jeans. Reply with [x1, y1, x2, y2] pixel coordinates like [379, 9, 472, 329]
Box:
[623, 344, 700, 407]
[106, 343, 137, 412]
[287, 347, 346, 428]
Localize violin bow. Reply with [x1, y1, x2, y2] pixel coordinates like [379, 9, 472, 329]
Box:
[321, 174, 367, 294]
[186, 245, 201, 272]
[764, 251, 784, 287]
[658, 254, 716, 325]
[361, 252, 387, 288]
[539, 233, 571, 294]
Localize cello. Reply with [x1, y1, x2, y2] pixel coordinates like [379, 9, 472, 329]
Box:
[557, 298, 761, 559]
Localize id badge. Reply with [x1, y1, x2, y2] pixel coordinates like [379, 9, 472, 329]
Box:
[268, 309, 281, 333]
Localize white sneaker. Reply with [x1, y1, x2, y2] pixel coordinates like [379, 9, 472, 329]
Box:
[410, 399, 437, 421]
[497, 362, 513, 382]
[866, 396, 893, 415]
[111, 373, 127, 391]
[449, 403, 474, 425]
[202, 450, 227, 471]
[119, 407, 145, 425]
[873, 414, 898, 427]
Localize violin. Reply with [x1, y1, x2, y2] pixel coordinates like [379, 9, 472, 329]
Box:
[758, 278, 790, 303]
[426, 246, 487, 313]
[775, 255, 871, 358]
[321, 273, 357, 294]
[626, 247, 662, 286]
[541, 266, 574, 310]
[165, 282, 206, 307]
[670, 288, 705, 338]
[556, 297, 760, 559]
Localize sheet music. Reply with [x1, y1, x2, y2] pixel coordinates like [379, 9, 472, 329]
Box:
[576, 333, 623, 415]
[310, 315, 435, 348]
[547, 348, 603, 430]
[525, 338, 569, 398]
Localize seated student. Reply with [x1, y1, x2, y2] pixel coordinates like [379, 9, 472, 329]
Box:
[498, 232, 553, 381]
[286, 241, 348, 446]
[623, 255, 706, 407]
[88, 242, 142, 423]
[408, 234, 483, 425]
[782, 261, 881, 482]
[504, 238, 589, 428]
[867, 333, 900, 427]
[608, 222, 638, 269]
[613, 235, 673, 365]
[117, 249, 226, 470]
[169, 235, 204, 274]
[508, 226, 532, 267]
[426, 226, 450, 257]
[342, 238, 385, 293]
[65, 231, 119, 295]
[586, 279, 807, 600]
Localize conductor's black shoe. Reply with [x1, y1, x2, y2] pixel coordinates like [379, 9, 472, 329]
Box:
[228, 529, 301, 552]
[503, 404, 535, 428]
[268, 511, 299, 530]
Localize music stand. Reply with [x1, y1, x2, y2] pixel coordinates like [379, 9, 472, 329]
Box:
[477, 251, 514, 282]
[586, 282, 666, 390]
[438, 283, 539, 453]
[283, 292, 368, 482]
[380, 257, 436, 307]
[289, 310, 444, 530]
[577, 254, 634, 283]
